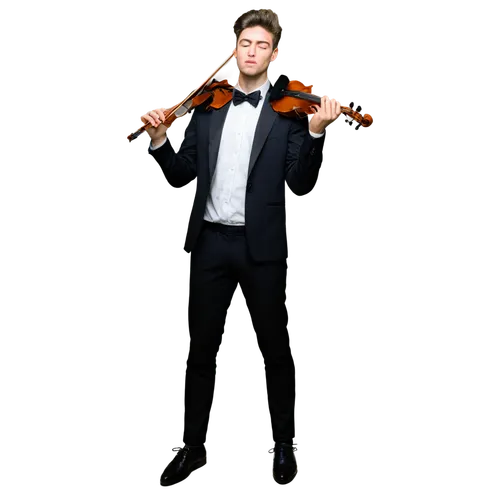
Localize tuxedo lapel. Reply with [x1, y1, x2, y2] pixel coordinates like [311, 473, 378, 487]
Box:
[248, 87, 277, 178]
[208, 103, 230, 181]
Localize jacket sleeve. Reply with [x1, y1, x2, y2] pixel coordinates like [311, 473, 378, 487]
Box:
[285, 116, 327, 196]
[147, 109, 198, 188]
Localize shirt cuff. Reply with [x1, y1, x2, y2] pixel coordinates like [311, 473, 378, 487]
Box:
[149, 137, 167, 150]
[309, 130, 325, 138]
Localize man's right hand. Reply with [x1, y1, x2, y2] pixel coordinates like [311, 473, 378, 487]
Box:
[141, 108, 168, 146]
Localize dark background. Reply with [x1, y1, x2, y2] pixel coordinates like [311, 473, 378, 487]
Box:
[115, 4, 430, 496]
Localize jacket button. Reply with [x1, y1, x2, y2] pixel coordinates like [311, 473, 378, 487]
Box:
[247, 182, 252, 192]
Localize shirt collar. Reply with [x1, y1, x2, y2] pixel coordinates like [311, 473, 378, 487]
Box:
[234, 78, 270, 98]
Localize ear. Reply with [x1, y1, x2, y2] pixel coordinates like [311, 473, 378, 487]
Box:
[271, 47, 278, 61]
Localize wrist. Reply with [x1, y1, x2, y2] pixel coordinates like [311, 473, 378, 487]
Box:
[151, 135, 166, 148]
[309, 125, 325, 135]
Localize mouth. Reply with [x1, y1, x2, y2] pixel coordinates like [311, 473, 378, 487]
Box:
[245, 61, 257, 65]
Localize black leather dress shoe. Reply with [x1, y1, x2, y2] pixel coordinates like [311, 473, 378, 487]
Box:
[160, 444, 207, 486]
[269, 442, 298, 484]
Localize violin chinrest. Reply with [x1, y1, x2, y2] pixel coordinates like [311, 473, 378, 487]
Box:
[269, 75, 290, 101]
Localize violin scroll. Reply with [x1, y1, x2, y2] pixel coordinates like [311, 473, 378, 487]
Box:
[344, 102, 373, 130]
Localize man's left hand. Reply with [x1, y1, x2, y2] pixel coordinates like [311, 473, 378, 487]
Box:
[309, 96, 341, 135]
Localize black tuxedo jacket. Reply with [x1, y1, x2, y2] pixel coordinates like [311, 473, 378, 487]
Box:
[149, 84, 327, 262]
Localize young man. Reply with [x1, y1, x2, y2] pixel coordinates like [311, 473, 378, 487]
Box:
[141, 9, 340, 486]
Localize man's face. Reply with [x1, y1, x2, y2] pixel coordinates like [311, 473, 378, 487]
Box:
[233, 26, 278, 77]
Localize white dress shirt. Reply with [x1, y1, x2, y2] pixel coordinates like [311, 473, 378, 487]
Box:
[150, 79, 324, 225]
[205, 78, 271, 225]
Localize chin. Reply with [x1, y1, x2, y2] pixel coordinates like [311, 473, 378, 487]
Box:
[241, 67, 261, 77]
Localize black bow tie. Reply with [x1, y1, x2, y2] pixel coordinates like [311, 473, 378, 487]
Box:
[232, 88, 261, 107]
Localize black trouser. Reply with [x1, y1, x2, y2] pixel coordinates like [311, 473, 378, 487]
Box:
[183, 220, 295, 446]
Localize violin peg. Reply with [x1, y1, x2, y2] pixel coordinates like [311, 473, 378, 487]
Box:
[349, 102, 354, 109]
[355, 123, 361, 130]
[356, 105, 362, 112]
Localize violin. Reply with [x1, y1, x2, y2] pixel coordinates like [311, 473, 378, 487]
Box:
[270, 75, 372, 130]
[127, 52, 372, 142]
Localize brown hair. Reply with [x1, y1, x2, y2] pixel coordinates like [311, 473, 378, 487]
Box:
[233, 9, 282, 51]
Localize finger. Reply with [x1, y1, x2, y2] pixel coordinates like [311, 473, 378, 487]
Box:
[141, 113, 156, 127]
[151, 110, 166, 126]
[156, 108, 166, 122]
[336, 100, 341, 116]
[323, 95, 329, 117]
[149, 111, 161, 126]
[152, 108, 166, 122]
[137, 113, 151, 125]
[326, 98, 333, 120]
[145, 112, 156, 126]
[326, 96, 335, 121]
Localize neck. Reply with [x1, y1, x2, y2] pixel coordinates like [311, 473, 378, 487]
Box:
[237, 72, 268, 94]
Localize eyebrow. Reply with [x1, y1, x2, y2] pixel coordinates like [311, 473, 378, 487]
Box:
[240, 38, 270, 45]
